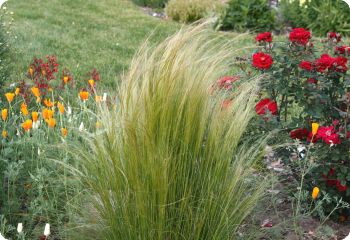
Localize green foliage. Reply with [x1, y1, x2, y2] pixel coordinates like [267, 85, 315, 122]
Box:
[165, 0, 222, 23]
[219, 0, 276, 32]
[131, 0, 168, 8]
[280, 0, 350, 37]
[71, 25, 269, 240]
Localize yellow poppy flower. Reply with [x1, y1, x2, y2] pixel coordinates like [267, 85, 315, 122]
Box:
[45, 118, 56, 128]
[57, 102, 65, 114]
[15, 88, 20, 96]
[21, 103, 29, 116]
[5, 93, 15, 103]
[61, 127, 68, 137]
[22, 119, 33, 132]
[312, 123, 319, 135]
[31, 87, 40, 98]
[32, 111, 39, 122]
[1, 109, 8, 121]
[312, 187, 320, 200]
[2, 130, 7, 138]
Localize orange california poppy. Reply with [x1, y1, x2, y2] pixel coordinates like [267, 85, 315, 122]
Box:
[57, 102, 65, 114]
[21, 103, 29, 116]
[31, 87, 40, 98]
[22, 119, 33, 132]
[45, 118, 56, 128]
[32, 111, 39, 122]
[61, 127, 68, 137]
[44, 98, 55, 107]
[79, 91, 89, 101]
[15, 88, 20, 96]
[312, 187, 320, 200]
[2, 130, 7, 138]
[5, 93, 15, 103]
[42, 108, 54, 120]
[1, 109, 8, 121]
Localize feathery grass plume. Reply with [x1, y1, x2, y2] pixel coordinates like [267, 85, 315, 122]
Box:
[73, 23, 268, 240]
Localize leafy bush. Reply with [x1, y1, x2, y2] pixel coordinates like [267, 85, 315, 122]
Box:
[219, 0, 276, 32]
[131, 0, 168, 8]
[71, 25, 269, 240]
[239, 29, 350, 218]
[280, 0, 350, 37]
[165, 0, 222, 23]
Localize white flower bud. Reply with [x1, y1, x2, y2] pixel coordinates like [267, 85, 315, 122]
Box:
[44, 223, 50, 236]
[17, 223, 23, 233]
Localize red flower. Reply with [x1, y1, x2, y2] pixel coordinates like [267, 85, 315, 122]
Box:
[317, 126, 341, 145]
[315, 54, 334, 72]
[289, 28, 311, 46]
[336, 180, 347, 192]
[217, 76, 239, 90]
[333, 56, 348, 73]
[328, 32, 342, 43]
[307, 78, 318, 84]
[256, 32, 272, 43]
[255, 98, 278, 116]
[335, 46, 346, 55]
[290, 128, 309, 140]
[252, 52, 273, 70]
[299, 61, 313, 71]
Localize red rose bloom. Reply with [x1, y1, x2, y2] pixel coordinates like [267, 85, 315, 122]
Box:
[333, 56, 348, 72]
[328, 32, 342, 43]
[252, 52, 273, 70]
[315, 54, 334, 72]
[256, 32, 272, 43]
[217, 76, 239, 90]
[299, 61, 313, 71]
[255, 98, 278, 116]
[290, 128, 309, 140]
[335, 46, 346, 55]
[336, 180, 347, 192]
[289, 28, 311, 46]
[317, 126, 341, 145]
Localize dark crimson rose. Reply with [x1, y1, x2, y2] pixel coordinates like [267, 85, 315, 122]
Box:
[317, 126, 341, 145]
[315, 54, 334, 72]
[217, 76, 239, 90]
[289, 28, 311, 46]
[255, 98, 278, 115]
[290, 128, 309, 140]
[333, 56, 348, 72]
[299, 61, 313, 71]
[328, 32, 342, 43]
[252, 52, 273, 70]
[307, 78, 317, 84]
[335, 46, 346, 55]
[256, 32, 272, 43]
[336, 180, 347, 192]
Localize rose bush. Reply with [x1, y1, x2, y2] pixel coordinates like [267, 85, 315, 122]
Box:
[241, 28, 350, 219]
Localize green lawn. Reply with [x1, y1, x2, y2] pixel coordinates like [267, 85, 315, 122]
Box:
[6, 0, 179, 88]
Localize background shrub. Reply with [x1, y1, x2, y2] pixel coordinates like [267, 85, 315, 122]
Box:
[131, 0, 168, 8]
[165, 0, 222, 23]
[219, 0, 276, 32]
[280, 0, 350, 37]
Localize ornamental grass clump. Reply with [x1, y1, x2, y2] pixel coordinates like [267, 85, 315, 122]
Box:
[72, 25, 268, 240]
